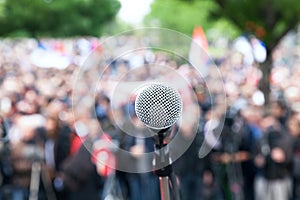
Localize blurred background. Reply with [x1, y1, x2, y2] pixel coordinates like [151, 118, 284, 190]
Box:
[0, 0, 300, 200]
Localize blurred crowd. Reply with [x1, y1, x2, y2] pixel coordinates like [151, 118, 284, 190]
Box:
[0, 33, 299, 200]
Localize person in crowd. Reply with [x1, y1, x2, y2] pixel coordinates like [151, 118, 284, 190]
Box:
[95, 93, 115, 135]
[254, 113, 294, 200]
[172, 85, 208, 200]
[286, 112, 300, 199]
[173, 117, 206, 200]
[238, 106, 263, 200]
[0, 115, 13, 198]
[8, 115, 48, 200]
[55, 120, 104, 200]
[270, 100, 290, 128]
[43, 100, 73, 199]
[118, 112, 160, 200]
[205, 105, 262, 200]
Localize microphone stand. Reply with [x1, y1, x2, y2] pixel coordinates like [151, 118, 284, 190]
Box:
[153, 128, 180, 200]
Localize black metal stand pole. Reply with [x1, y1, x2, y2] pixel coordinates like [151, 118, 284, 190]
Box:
[153, 128, 180, 200]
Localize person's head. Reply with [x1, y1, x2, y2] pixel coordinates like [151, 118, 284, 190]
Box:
[45, 116, 59, 139]
[260, 114, 281, 132]
[287, 113, 300, 137]
[270, 100, 288, 123]
[241, 105, 262, 124]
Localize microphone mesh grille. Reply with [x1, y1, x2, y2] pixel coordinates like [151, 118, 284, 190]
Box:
[135, 83, 182, 129]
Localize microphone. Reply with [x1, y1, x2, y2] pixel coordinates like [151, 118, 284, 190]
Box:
[134, 83, 183, 131]
[135, 83, 182, 200]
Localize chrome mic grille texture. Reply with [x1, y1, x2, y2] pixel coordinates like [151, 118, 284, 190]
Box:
[135, 83, 182, 129]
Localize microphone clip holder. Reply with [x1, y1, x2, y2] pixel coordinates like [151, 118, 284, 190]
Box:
[153, 129, 172, 177]
[152, 127, 180, 200]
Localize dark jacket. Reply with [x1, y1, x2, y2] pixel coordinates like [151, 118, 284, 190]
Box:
[61, 138, 103, 200]
[260, 128, 293, 180]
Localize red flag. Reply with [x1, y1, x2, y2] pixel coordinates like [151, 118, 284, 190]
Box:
[192, 26, 208, 51]
[189, 26, 209, 77]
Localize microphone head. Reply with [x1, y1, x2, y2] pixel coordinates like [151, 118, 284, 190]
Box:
[135, 83, 182, 130]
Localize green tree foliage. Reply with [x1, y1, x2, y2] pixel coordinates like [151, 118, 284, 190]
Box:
[147, 0, 300, 103]
[0, 0, 121, 37]
[213, 0, 300, 50]
[144, 0, 239, 39]
[211, 0, 300, 103]
[144, 0, 240, 62]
